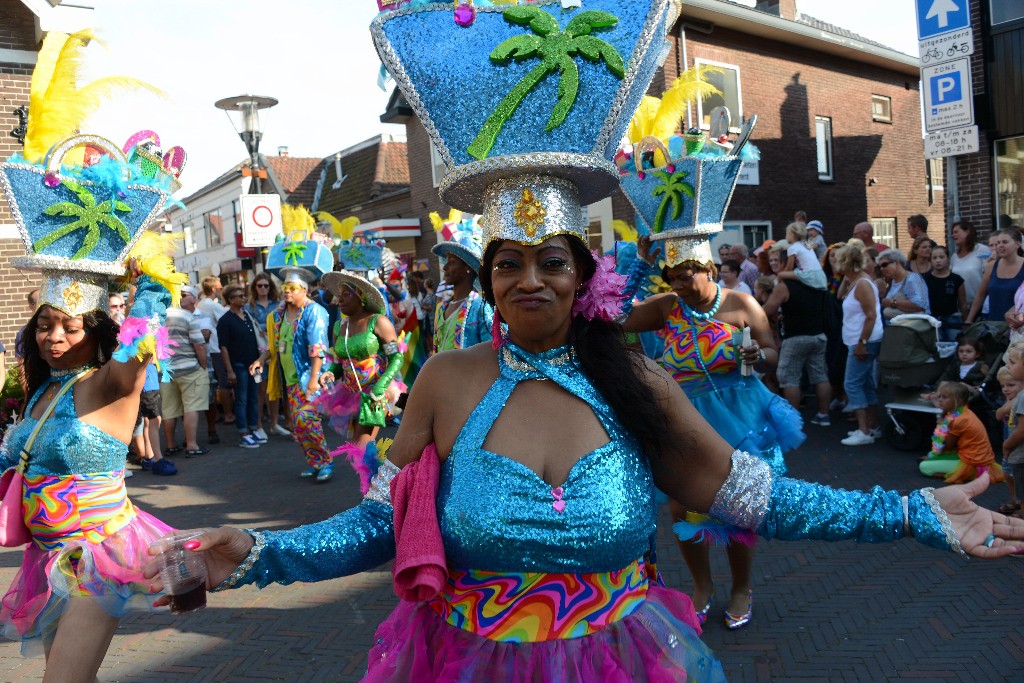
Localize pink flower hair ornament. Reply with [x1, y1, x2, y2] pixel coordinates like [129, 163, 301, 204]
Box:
[572, 252, 628, 323]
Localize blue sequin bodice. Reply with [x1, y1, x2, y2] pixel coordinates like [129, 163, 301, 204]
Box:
[438, 342, 657, 573]
[1, 377, 127, 476]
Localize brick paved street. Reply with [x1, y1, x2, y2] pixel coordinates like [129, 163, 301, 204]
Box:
[0, 407, 1022, 682]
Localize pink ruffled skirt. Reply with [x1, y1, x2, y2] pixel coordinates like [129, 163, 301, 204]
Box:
[0, 507, 173, 655]
[365, 585, 726, 682]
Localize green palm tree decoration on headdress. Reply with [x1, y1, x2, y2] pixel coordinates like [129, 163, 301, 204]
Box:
[35, 179, 131, 259]
[467, 6, 625, 161]
[651, 169, 694, 234]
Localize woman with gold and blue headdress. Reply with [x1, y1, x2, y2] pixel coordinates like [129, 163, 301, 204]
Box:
[147, 3, 1024, 681]
[0, 30, 188, 678]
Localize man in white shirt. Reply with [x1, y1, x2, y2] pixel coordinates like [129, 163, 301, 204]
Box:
[197, 276, 233, 442]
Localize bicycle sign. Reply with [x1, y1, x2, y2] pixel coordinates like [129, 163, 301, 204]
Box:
[918, 27, 974, 63]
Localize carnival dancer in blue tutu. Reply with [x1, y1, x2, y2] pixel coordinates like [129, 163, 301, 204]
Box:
[624, 235, 804, 630]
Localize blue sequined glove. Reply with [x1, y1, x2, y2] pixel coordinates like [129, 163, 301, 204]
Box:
[216, 461, 399, 590]
[707, 451, 964, 554]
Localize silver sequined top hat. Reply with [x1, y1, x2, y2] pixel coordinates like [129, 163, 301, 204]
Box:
[279, 267, 315, 289]
[372, 0, 681, 248]
[322, 271, 387, 314]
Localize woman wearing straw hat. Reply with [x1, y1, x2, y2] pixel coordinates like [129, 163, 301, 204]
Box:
[317, 270, 404, 493]
[431, 234, 493, 353]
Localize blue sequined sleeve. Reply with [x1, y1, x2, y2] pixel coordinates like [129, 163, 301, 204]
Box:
[706, 451, 963, 554]
[238, 499, 396, 588]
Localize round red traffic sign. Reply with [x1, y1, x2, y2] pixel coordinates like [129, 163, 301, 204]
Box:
[252, 205, 274, 228]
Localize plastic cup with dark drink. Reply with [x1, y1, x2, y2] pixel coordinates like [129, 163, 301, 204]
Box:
[151, 532, 208, 615]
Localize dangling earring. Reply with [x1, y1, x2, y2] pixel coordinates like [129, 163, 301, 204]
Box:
[707, 274, 714, 282]
[491, 308, 503, 350]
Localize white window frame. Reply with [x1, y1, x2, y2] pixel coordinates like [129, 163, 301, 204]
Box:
[694, 58, 743, 133]
[928, 157, 944, 191]
[871, 94, 892, 123]
[724, 221, 772, 251]
[990, 0, 1024, 25]
[430, 143, 448, 188]
[815, 116, 834, 181]
[870, 218, 897, 249]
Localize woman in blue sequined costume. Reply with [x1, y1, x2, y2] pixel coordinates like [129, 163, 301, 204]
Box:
[623, 236, 803, 630]
[0, 268, 180, 678]
[151, 227, 1024, 682]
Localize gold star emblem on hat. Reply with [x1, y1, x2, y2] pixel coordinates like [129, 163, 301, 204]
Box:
[514, 188, 546, 239]
[62, 281, 84, 313]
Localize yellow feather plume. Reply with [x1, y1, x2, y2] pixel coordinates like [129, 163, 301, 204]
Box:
[24, 30, 165, 164]
[626, 64, 723, 163]
[612, 220, 638, 244]
[429, 209, 462, 233]
[128, 231, 188, 307]
[282, 204, 317, 241]
[315, 211, 360, 241]
[375, 437, 393, 462]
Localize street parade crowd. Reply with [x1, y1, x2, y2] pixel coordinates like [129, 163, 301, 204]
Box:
[2, 3, 1024, 681]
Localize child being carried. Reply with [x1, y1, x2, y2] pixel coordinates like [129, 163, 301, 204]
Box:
[776, 221, 827, 290]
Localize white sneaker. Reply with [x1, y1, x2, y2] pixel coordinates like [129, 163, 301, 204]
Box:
[829, 399, 846, 412]
[847, 427, 883, 438]
[253, 428, 268, 442]
[271, 424, 292, 437]
[123, 469, 134, 478]
[841, 430, 875, 446]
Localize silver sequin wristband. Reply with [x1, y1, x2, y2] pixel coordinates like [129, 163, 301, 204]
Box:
[365, 458, 401, 507]
[210, 530, 267, 593]
[920, 488, 965, 556]
[708, 450, 773, 531]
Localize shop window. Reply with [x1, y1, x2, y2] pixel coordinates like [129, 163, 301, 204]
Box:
[872, 95, 892, 123]
[995, 137, 1023, 228]
[695, 59, 742, 133]
[990, 0, 1024, 25]
[815, 116, 833, 181]
[870, 218, 896, 248]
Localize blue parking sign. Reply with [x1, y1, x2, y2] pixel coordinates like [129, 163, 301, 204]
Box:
[916, 0, 971, 39]
[930, 71, 962, 105]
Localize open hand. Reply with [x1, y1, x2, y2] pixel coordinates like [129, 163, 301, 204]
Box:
[931, 473, 1024, 558]
[145, 527, 256, 605]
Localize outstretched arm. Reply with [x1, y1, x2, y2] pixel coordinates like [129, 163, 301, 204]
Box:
[639, 358, 1024, 558]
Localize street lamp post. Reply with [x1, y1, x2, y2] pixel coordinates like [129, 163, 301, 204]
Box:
[214, 94, 278, 194]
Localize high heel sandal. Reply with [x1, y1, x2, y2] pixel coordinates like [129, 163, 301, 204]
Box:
[724, 590, 753, 630]
[694, 584, 714, 625]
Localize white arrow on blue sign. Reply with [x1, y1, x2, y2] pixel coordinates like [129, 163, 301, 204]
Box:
[916, 0, 971, 39]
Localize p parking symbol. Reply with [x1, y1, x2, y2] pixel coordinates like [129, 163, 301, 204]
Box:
[931, 72, 962, 104]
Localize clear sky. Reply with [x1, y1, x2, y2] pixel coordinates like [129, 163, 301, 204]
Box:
[82, 0, 920, 198]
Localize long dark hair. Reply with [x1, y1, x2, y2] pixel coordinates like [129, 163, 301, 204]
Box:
[22, 307, 120, 399]
[479, 238, 673, 460]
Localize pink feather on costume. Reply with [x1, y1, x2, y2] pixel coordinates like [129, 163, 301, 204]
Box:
[116, 317, 148, 346]
[572, 253, 628, 322]
[332, 441, 373, 494]
[154, 327, 178, 360]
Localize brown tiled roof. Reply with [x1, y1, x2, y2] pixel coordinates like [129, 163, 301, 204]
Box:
[315, 137, 410, 217]
[264, 156, 322, 207]
[374, 141, 409, 196]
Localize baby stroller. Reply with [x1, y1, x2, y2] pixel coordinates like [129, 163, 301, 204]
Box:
[879, 315, 952, 451]
[958, 320, 1011, 451]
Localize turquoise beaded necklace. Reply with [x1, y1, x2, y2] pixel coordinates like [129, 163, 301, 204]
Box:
[679, 283, 726, 404]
